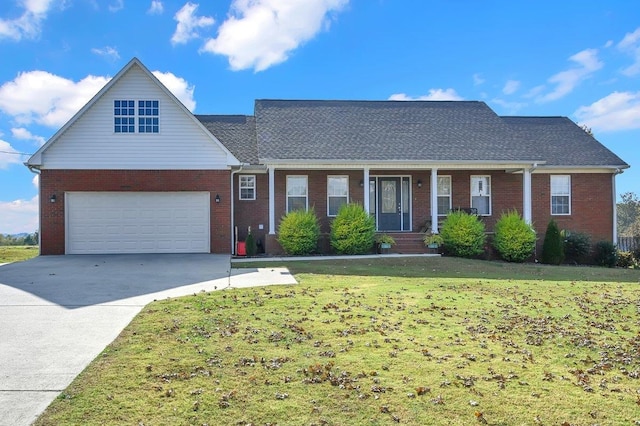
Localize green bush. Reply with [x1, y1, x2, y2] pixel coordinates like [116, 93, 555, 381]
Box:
[541, 220, 564, 265]
[245, 232, 257, 256]
[633, 247, 640, 265]
[277, 209, 320, 255]
[440, 211, 486, 258]
[562, 231, 591, 265]
[616, 251, 635, 268]
[594, 241, 617, 268]
[492, 210, 536, 262]
[330, 203, 376, 255]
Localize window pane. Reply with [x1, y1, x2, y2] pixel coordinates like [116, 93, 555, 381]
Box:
[472, 196, 490, 215]
[329, 197, 347, 216]
[369, 180, 376, 215]
[551, 176, 570, 195]
[328, 176, 348, 196]
[288, 197, 306, 213]
[437, 177, 451, 195]
[552, 196, 570, 214]
[437, 196, 450, 215]
[287, 177, 307, 196]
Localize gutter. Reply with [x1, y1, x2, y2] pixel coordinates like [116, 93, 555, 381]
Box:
[26, 164, 42, 255]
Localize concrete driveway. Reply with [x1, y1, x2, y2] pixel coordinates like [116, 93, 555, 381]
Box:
[0, 254, 296, 426]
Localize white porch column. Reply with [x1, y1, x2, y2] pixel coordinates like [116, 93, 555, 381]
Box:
[523, 167, 532, 225]
[431, 168, 439, 234]
[268, 167, 276, 234]
[363, 167, 370, 211]
[612, 171, 618, 246]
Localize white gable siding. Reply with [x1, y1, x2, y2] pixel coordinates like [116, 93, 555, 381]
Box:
[42, 64, 230, 170]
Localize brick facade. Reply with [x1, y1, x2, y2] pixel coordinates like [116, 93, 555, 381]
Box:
[39, 169, 231, 255]
[233, 169, 615, 256]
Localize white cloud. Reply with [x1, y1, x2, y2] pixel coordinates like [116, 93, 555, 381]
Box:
[617, 27, 640, 76]
[473, 73, 485, 86]
[171, 2, 214, 45]
[32, 174, 39, 189]
[152, 71, 196, 111]
[201, 0, 348, 72]
[91, 46, 120, 61]
[536, 48, 603, 103]
[389, 89, 463, 101]
[574, 91, 640, 132]
[0, 139, 25, 169]
[108, 0, 124, 12]
[0, 70, 109, 127]
[502, 79, 520, 95]
[0, 0, 54, 41]
[0, 195, 39, 234]
[11, 127, 45, 146]
[148, 0, 163, 14]
[490, 98, 527, 114]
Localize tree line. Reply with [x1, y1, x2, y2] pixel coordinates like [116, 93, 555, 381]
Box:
[0, 231, 39, 246]
[618, 192, 640, 237]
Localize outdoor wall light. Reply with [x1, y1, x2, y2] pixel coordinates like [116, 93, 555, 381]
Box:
[417, 180, 423, 188]
[359, 180, 364, 187]
[215, 194, 221, 203]
[50, 194, 56, 203]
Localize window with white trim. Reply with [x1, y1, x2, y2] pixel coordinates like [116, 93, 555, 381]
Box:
[437, 176, 452, 215]
[327, 176, 348, 216]
[471, 175, 491, 215]
[287, 175, 308, 213]
[114, 99, 159, 133]
[239, 175, 256, 200]
[551, 175, 571, 215]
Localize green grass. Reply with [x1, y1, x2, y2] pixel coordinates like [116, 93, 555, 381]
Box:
[35, 258, 640, 425]
[0, 245, 38, 263]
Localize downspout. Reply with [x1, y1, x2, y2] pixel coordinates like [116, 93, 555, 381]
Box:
[26, 164, 42, 255]
[612, 168, 622, 246]
[230, 165, 246, 255]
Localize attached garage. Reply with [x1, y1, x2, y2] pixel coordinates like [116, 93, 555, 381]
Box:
[66, 192, 210, 254]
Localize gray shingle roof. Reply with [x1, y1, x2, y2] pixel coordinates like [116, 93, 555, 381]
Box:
[254, 100, 532, 162]
[196, 115, 257, 164]
[196, 101, 627, 168]
[500, 116, 628, 167]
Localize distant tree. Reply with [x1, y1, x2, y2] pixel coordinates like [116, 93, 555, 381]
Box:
[618, 192, 640, 237]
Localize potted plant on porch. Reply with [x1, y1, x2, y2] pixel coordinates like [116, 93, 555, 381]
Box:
[375, 234, 396, 254]
[423, 232, 444, 249]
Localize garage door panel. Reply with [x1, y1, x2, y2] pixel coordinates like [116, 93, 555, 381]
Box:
[66, 192, 210, 254]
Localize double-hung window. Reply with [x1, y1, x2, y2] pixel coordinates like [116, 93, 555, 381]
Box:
[327, 176, 348, 216]
[287, 176, 308, 213]
[471, 175, 491, 215]
[551, 175, 571, 215]
[437, 176, 452, 215]
[239, 175, 256, 200]
[114, 99, 159, 133]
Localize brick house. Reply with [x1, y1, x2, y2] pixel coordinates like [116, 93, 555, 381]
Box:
[26, 58, 629, 256]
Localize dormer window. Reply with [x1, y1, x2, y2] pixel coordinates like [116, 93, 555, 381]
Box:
[114, 100, 159, 133]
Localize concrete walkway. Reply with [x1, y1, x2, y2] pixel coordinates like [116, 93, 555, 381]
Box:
[0, 254, 296, 426]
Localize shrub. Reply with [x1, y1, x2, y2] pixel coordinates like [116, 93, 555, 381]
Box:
[562, 231, 591, 265]
[594, 241, 617, 268]
[245, 232, 257, 256]
[277, 209, 320, 255]
[616, 251, 635, 268]
[633, 247, 640, 265]
[330, 203, 376, 255]
[492, 210, 536, 262]
[440, 211, 486, 258]
[541, 220, 564, 265]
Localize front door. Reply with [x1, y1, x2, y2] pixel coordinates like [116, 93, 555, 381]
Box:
[378, 177, 402, 231]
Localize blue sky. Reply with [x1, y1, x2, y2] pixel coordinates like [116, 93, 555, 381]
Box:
[1, 0, 639, 234]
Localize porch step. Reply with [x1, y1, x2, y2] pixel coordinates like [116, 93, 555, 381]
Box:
[380, 232, 434, 254]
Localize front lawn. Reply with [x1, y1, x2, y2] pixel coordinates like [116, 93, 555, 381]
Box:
[0, 245, 38, 263]
[36, 258, 640, 425]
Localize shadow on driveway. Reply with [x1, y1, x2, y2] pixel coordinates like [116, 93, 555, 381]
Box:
[0, 254, 232, 308]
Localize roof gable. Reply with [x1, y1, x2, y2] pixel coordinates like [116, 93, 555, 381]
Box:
[27, 58, 240, 169]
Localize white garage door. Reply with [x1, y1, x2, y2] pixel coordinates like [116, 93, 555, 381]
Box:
[66, 192, 210, 254]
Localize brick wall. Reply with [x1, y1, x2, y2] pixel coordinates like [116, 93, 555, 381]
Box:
[39, 169, 231, 255]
